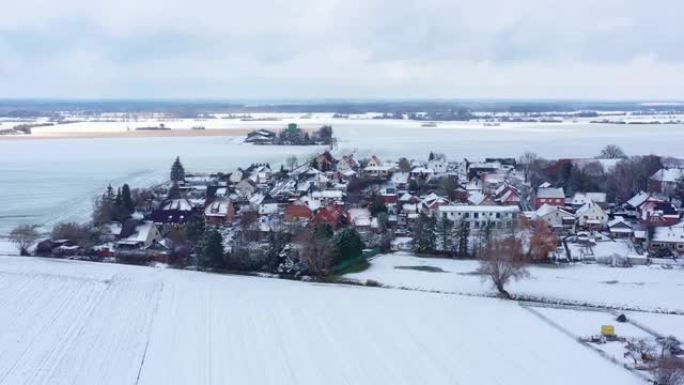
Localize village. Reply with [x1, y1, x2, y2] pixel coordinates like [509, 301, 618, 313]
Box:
[7, 124, 683, 284]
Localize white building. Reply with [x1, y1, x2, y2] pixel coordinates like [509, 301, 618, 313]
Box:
[437, 205, 519, 230]
[533, 204, 575, 229]
[575, 201, 608, 228]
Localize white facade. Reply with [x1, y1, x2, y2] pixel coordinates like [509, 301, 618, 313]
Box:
[575, 201, 608, 227]
[437, 205, 519, 229]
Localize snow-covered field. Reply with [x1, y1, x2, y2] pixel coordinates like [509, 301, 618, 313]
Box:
[0, 256, 643, 385]
[345, 252, 684, 313]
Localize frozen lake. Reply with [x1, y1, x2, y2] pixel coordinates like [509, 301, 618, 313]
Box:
[1, 121, 683, 235]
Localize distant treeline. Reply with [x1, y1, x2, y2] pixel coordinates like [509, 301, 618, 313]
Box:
[1, 99, 683, 118]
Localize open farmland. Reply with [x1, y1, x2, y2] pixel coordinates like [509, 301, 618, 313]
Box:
[0, 256, 643, 385]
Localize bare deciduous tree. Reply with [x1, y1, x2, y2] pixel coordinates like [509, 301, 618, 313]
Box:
[295, 229, 333, 278]
[9, 224, 41, 256]
[286, 155, 298, 171]
[599, 144, 627, 159]
[477, 236, 529, 299]
[651, 356, 684, 385]
[525, 219, 558, 262]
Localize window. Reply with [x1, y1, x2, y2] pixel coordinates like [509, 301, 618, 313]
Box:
[474, 213, 479, 219]
[496, 213, 501, 219]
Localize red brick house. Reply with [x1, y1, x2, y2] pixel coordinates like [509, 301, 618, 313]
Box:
[285, 204, 313, 221]
[312, 205, 349, 230]
[533, 187, 565, 209]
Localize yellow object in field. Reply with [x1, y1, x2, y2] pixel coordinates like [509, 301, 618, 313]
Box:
[601, 325, 615, 336]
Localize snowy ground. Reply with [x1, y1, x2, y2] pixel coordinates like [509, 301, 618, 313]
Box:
[0, 256, 643, 385]
[345, 252, 684, 312]
[3, 120, 684, 235]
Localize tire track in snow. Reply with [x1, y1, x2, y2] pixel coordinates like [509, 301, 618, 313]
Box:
[135, 279, 165, 385]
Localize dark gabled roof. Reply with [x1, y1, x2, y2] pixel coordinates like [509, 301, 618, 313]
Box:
[654, 202, 678, 216]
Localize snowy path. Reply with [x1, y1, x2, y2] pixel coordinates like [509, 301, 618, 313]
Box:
[0, 256, 643, 385]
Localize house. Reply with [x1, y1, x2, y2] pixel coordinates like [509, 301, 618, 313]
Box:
[116, 221, 163, 249]
[533, 204, 575, 230]
[367, 155, 382, 167]
[258, 197, 280, 216]
[640, 201, 680, 227]
[575, 201, 608, 229]
[481, 171, 507, 192]
[625, 191, 659, 211]
[427, 158, 448, 173]
[608, 216, 633, 238]
[338, 154, 359, 172]
[229, 169, 244, 184]
[496, 187, 521, 206]
[437, 205, 519, 230]
[391, 172, 410, 190]
[467, 191, 493, 205]
[569, 192, 607, 209]
[348, 208, 372, 231]
[313, 205, 349, 230]
[649, 168, 684, 195]
[204, 198, 236, 226]
[284, 203, 313, 222]
[364, 165, 394, 179]
[534, 187, 565, 209]
[466, 160, 501, 180]
[337, 169, 357, 182]
[410, 167, 435, 178]
[245, 164, 272, 184]
[379, 186, 398, 204]
[311, 190, 345, 204]
[465, 177, 483, 193]
[151, 199, 198, 224]
[650, 226, 684, 254]
[245, 129, 277, 144]
[399, 192, 419, 204]
[235, 179, 257, 198]
[312, 151, 336, 171]
[420, 193, 449, 215]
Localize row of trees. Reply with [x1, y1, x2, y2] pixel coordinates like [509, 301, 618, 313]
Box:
[92, 184, 137, 226]
[518, 145, 664, 202]
[411, 214, 558, 298]
[277, 125, 334, 146]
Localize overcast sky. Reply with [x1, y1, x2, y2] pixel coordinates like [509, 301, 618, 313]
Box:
[1, 0, 683, 100]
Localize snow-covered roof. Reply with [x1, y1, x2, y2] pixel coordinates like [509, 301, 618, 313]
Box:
[571, 192, 607, 205]
[537, 187, 565, 199]
[391, 172, 410, 184]
[607, 216, 633, 230]
[161, 199, 194, 211]
[652, 226, 684, 243]
[411, 167, 434, 174]
[205, 198, 232, 217]
[348, 208, 371, 221]
[576, 201, 605, 217]
[399, 192, 415, 202]
[120, 221, 157, 244]
[365, 166, 394, 172]
[498, 189, 519, 203]
[438, 205, 519, 213]
[311, 190, 344, 200]
[535, 203, 559, 217]
[467, 191, 487, 205]
[626, 191, 651, 208]
[650, 168, 684, 183]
